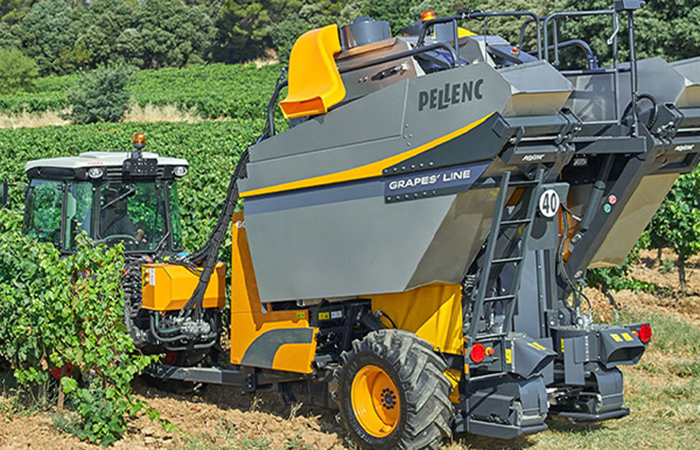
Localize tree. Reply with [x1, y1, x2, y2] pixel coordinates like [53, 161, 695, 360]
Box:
[18, 0, 75, 75]
[115, 28, 145, 68]
[270, 1, 337, 61]
[139, 0, 216, 69]
[214, 0, 300, 63]
[559, 0, 700, 67]
[0, 0, 34, 24]
[0, 21, 21, 48]
[67, 67, 133, 124]
[0, 47, 38, 94]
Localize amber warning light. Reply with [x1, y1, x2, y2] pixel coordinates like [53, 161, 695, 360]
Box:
[133, 132, 146, 148]
[421, 9, 436, 22]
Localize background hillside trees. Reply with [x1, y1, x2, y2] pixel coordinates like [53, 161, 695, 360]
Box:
[1, 0, 700, 84]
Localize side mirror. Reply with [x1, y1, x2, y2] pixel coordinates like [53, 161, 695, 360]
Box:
[0, 182, 7, 207]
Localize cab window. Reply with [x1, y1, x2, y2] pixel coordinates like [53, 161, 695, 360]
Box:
[24, 179, 63, 247]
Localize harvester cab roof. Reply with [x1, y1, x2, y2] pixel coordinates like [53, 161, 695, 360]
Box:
[24, 150, 188, 182]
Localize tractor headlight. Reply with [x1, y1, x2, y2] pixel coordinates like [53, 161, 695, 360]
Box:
[87, 167, 104, 179]
[173, 166, 188, 177]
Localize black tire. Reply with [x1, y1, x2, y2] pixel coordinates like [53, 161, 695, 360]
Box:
[334, 330, 452, 450]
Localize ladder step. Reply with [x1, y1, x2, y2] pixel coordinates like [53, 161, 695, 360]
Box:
[508, 179, 540, 187]
[476, 332, 507, 340]
[484, 294, 516, 302]
[501, 218, 531, 226]
[492, 257, 523, 264]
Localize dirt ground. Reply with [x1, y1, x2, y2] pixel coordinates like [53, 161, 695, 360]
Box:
[0, 382, 347, 450]
[1, 248, 699, 450]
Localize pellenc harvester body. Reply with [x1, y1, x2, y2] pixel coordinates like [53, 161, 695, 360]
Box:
[16, 2, 700, 449]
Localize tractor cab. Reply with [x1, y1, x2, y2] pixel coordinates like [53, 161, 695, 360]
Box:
[22, 136, 188, 256]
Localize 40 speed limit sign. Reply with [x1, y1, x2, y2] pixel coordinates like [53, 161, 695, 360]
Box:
[538, 189, 560, 218]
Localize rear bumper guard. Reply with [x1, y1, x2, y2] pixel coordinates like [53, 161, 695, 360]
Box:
[551, 407, 629, 423]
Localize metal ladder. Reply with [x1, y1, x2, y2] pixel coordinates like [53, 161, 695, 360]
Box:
[467, 169, 544, 341]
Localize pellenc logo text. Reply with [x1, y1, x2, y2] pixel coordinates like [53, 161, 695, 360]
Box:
[418, 80, 484, 111]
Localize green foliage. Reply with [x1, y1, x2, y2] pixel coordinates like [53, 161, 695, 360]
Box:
[0, 63, 282, 119]
[128, 64, 282, 119]
[340, 0, 457, 34]
[528, 0, 700, 69]
[0, 47, 38, 94]
[67, 67, 133, 124]
[586, 245, 653, 293]
[0, 0, 34, 24]
[8, 0, 216, 73]
[139, 0, 216, 69]
[645, 170, 700, 285]
[269, 0, 341, 62]
[18, 0, 75, 75]
[468, 0, 564, 52]
[214, 0, 290, 62]
[0, 208, 158, 445]
[0, 21, 21, 47]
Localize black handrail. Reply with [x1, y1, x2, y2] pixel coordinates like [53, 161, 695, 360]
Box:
[542, 10, 613, 66]
[424, 10, 543, 60]
[536, 39, 599, 70]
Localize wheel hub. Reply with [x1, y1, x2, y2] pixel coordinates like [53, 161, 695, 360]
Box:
[380, 388, 396, 409]
[351, 365, 401, 437]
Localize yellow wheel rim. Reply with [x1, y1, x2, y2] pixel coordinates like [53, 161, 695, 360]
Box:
[351, 365, 400, 438]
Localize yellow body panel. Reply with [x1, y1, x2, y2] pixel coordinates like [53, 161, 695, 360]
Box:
[444, 368, 462, 404]
[240, 113, 493, 198]
[372, 283, 464, 355]
[279, 25, 346, 119]
[458, 27, 476, 37]
[141, 262, 226, 311]
[230, 213, 318, 374]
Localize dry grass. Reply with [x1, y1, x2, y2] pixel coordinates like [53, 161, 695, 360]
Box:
[0, 103, 207, 129]
[124, 102, 202, 124]
[0, 109, 70, 128]
[247, 49, 280, 68]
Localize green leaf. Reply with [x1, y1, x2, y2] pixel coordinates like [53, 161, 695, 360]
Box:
[61, 376, 78, 394]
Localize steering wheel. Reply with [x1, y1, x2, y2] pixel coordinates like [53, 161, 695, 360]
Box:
[103, 234, 139, 244]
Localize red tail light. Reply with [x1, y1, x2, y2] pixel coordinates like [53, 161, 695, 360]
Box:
[470, 343, 486, 363]
[639, 323, 652, 343]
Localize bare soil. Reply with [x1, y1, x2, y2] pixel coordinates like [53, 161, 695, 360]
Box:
[1, 247, 699, 450]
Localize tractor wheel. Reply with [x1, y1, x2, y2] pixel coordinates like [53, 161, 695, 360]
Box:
[334, 330, 452, 450]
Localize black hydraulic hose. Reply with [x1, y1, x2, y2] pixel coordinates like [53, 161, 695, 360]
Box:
[375, 310, 397, 329]
[181, 66, 280, 318]
[581, 155, 613, 232]
[150, 315, 188, 343]
[518, 17, 538, 49]
[262, 68, 288, 140]
[150, 314, 219, 345]
[535, 39, 598, 70]
[182, 149, 250, 317]
[621, 93, 659, 130]
[267, 80, 288, 138]
[558, 204, 592, 317]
